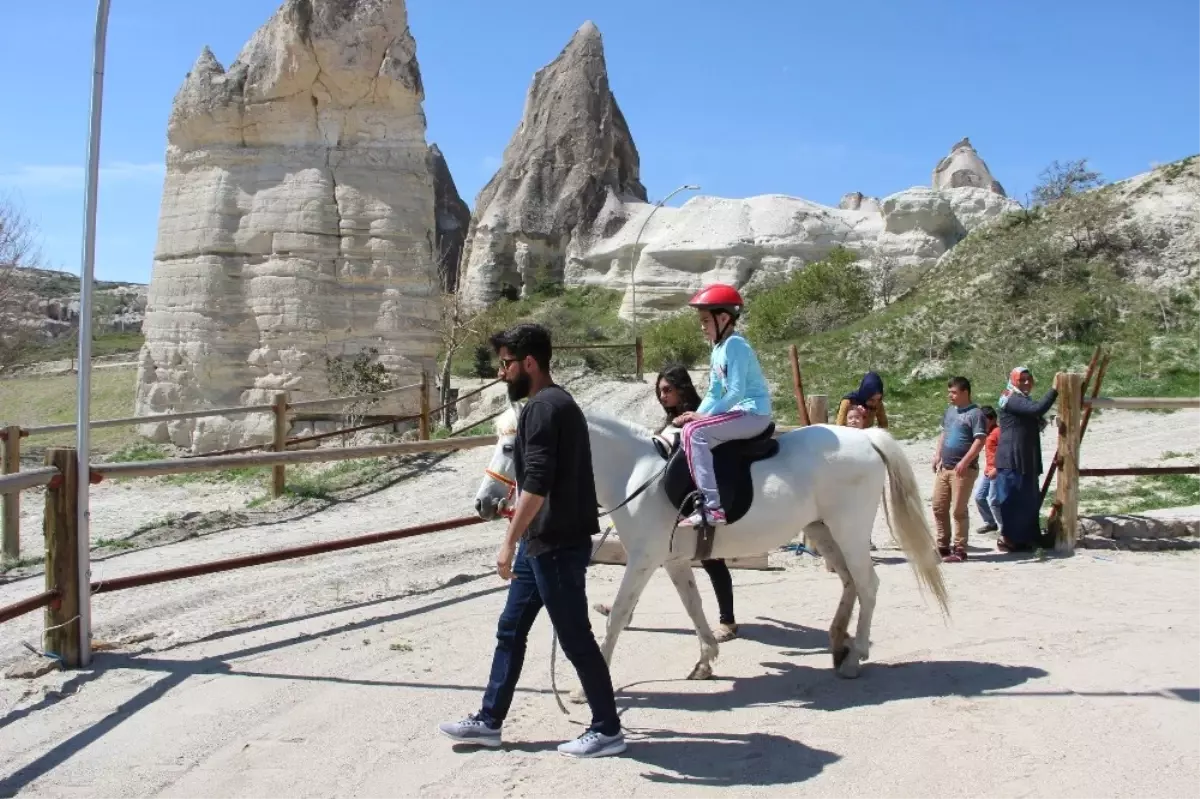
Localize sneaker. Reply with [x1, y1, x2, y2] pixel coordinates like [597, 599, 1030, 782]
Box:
[593, 602, 612, 617]
[683, 507, 727, 527]
[975, 523, 998, 534]
[438, 713, 501, 748]
[557, 729, 627, 758]
[937, 545, 951, 558]
[942, 547, 968, 563]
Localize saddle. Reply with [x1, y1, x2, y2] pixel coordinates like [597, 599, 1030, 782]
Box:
[658, 421, 779, 529]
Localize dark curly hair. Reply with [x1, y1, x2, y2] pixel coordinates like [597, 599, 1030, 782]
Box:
[656, 363, 702, 425]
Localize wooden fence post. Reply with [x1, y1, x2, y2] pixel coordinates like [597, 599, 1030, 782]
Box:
[44, 448, 82, 667]
[805, 394, 828, 425]
[1054, 372, 1083, 553]
[788, 345, 811, 425]
[272, 392, 288, 499]
[634, 337, 644, 381]
[2, 425, 22, 562]
[419, 370, 431, 441]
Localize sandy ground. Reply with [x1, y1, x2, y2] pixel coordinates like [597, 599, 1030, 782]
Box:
[0, 382, 1197, 797]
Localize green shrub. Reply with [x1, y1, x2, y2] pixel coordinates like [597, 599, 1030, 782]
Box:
[743, 247, 871, 341]
[641, 311, 708, 369]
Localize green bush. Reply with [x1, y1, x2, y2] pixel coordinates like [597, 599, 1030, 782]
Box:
[743, 247, 871, 341]
[641, 311, 708, 369]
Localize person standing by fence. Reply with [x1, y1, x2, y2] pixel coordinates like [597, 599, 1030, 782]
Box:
[439, 323, 625, 758]
[931, 376, 988, 563]
[994, 366, 1058, 553]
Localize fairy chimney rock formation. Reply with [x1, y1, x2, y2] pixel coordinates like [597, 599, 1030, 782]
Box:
[136, 0, 442, 452]
[428, 143, 470, 291]
[932, 137, 1006, 195]
[459, 21, 647, 307]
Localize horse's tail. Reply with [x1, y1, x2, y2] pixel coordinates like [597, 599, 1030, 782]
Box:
[864, 428, 950, 617]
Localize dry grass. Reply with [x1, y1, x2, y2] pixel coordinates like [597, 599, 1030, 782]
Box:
[0, 365, 141, 455]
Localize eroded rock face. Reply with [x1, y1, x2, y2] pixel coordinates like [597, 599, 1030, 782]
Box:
[932, 137, 1006, 195]
[428, 143, 470, 291]
[459, 21, 646, 307]
[136, 0, 441, 451]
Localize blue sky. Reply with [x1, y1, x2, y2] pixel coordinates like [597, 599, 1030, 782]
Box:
[1, 0, 1196, 284]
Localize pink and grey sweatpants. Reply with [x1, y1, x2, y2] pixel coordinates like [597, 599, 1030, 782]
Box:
[681, 411, 773, 510]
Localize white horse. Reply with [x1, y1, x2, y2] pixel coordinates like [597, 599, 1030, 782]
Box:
[474, 407, 948, 683]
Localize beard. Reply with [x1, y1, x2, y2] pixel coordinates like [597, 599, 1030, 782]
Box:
[506, 369, 532, 401]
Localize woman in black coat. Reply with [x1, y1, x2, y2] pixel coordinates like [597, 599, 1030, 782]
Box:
[994, 366, 1058, 552]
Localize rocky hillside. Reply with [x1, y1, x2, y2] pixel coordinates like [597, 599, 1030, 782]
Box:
[0, 267, 146, 371]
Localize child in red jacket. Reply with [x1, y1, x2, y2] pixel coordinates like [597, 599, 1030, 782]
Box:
[974, 406, 1002, 534]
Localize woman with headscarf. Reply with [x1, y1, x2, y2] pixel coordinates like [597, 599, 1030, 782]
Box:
[593, 364, 741, 642]
[836, 371, 889, 429]
[994, 366, 1058, 552]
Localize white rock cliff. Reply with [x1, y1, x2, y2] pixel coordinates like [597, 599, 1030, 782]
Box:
[459, 24, 1021, 319]
[136, 0, 442, 452]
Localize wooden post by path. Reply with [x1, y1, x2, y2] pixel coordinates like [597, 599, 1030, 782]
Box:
[805, 394, 828, 425]
[2, 425, 22, 562]
[1053, 372, 1083, 553]
[419, 370, 431, 441]
[789, 345, 811, 426]
[272, 393, 289, 499]
[44, 448, 83, 667]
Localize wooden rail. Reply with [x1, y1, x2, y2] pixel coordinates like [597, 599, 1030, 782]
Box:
[1083, 397, 1199, 410]
[0, 467, 60, 496]
[92, 435, 498, 480]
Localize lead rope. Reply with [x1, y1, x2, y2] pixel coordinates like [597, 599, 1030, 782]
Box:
[549, 492, 697, 718]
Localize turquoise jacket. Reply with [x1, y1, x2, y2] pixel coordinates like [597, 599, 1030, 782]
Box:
[697, 332, 772, 417]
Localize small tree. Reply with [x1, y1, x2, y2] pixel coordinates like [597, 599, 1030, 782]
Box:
[0, 194, 42, 371]
[1030, 159, 1104, 207]
[473, 345, 493, 380]
[871, 254, 900, 307]
[419, 247, 486, 428]
[324, 347, 393, 442]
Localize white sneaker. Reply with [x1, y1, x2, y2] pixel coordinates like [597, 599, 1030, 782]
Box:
[683, 507, 727, 527]
[557, 729, 626, 758]
[437, 713, 502, 748]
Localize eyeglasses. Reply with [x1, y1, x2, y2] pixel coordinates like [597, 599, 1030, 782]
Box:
[498, 357, 520, 370]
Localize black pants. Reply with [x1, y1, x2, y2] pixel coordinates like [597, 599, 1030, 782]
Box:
[479, 540, 619, 735]
[701, 558, 735, 625]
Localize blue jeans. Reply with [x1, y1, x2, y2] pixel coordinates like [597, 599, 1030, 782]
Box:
[974, 474, 1002, 529]
[479, 540, 619, 735]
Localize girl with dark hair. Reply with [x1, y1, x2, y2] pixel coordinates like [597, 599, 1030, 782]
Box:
[594, 364, 740, 642]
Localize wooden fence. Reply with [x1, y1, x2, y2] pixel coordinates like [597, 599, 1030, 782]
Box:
[1050, 370, 1199, 552]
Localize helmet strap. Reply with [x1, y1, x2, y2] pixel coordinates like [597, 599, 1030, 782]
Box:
[714, 311, 735, 343]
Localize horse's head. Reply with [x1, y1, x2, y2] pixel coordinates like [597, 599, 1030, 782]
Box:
[475, 404, 521, 521]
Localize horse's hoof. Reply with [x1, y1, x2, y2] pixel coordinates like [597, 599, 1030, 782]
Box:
[569, 689, 587, 704]
[832, 644, 851, 669]
[837, 655, 862, 679]
[686, 662, 713, 680]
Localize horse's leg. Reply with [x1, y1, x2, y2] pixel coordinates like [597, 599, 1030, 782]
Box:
[663, 559, 719, 680]
[568, 559, 656, 704]
[805, 521, 855, 667]
[821, 499, 882, 679]
[837, 540, 880, 679]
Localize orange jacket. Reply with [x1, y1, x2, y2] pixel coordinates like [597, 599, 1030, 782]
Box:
[984, 426, 1000, 471]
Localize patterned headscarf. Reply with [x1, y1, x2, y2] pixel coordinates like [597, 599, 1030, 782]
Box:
[998, 366, 1031, 411]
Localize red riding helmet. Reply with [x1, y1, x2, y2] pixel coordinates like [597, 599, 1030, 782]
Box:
[688, 283, 744, 317]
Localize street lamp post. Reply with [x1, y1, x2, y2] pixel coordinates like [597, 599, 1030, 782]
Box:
[629, 183, 699, 339]
[73, 0, 112, 667]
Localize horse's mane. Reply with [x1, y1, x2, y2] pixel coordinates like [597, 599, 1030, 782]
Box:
[585, 410, 655, 442]
[495, 405, 519, 436]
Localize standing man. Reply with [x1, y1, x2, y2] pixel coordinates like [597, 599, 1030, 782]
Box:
[438, 323, 625, 758]
[931, 376, 988, 563]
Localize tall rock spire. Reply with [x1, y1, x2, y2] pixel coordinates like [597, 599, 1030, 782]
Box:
[459, 21, 646, 306]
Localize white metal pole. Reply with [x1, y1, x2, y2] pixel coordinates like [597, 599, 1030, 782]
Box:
[629, 184, 699, 340]
[74, 0, 112, 667]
